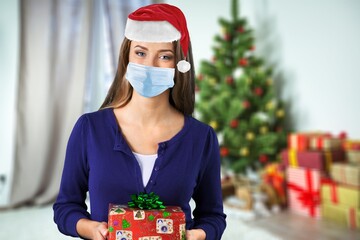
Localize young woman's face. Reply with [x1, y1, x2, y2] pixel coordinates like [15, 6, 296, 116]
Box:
[129, 41, 175, 68]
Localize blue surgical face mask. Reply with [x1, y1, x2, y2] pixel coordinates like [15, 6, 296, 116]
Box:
[125, 62, 175, 98]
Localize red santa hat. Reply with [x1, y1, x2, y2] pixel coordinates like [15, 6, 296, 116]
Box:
[125, 3, 191, 73]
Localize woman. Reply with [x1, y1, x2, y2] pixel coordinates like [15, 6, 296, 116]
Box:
[53, 3, 226, 240]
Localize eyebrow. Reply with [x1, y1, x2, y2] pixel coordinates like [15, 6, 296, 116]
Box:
[134, 45, 174, 54]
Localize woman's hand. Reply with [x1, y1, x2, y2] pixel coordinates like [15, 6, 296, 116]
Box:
[76, 219, 108, 240]
[186, 229, 206, 240]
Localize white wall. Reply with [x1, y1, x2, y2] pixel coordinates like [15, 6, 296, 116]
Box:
[166, 0, 360, 138]
[0, 0, 19, 206]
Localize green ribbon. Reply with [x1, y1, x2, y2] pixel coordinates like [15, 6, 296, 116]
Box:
[128, 192, 166, 210]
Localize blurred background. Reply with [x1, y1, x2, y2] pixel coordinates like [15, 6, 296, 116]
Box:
[1, 0, 360, 239]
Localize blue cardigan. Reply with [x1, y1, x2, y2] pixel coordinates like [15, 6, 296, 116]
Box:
[53, 108, 226, 239]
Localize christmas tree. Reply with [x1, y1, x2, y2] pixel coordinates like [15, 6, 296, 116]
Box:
[195, 0, 287, 173]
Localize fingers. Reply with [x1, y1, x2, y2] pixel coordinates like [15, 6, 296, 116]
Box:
[186, 229, 206, 240]
[94, 222, 108, 240]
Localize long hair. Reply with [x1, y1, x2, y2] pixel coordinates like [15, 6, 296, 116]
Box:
[100, 38, 195, 115]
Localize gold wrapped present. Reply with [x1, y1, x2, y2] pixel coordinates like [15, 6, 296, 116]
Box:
[322, 204, 360, 229]
[321, 180, 360, 208]
[331, 163, 360, 187]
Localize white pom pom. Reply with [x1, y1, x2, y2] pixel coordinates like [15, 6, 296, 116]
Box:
[177, 60, 191, 73]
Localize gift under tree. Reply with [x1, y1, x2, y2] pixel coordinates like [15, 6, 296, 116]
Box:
[196, 0, 287, 173]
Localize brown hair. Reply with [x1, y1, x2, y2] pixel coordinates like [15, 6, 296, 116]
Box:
[100, 38, 195, 115]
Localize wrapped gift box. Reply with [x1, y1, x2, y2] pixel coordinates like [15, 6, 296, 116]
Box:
[309, 135, 342, 151]
[347, 150, 360, 165]
[286, 167, 321, 218]
[261, 163, 286, 205]
[281, 149, 345, 174]
[331, 163, 360, 187]
[322, 203, 360, 229]
[108, 204, 186, 240]
[321, 180, 360, 208]
[287, 132, 326, 151]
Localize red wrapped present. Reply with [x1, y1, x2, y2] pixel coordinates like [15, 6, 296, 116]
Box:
[281, 149, 345, 174]
[108, 193, 186, 240]
[287, 132, 326, 151]
[286, 167, 321, 218]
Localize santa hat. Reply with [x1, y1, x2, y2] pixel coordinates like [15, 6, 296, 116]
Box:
[125, 4, 191, 73]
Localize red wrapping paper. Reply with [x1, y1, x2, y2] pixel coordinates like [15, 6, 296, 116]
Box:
[286, 167, 321, 218]
[108, 204, 186, 240]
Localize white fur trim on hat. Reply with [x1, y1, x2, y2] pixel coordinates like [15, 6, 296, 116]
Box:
[125, 19, 181, 42]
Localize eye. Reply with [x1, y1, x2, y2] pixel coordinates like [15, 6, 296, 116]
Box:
[135, 51, 145, 57]
[159, 54, 174, 61]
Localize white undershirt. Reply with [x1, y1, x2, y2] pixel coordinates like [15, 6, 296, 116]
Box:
[132, 152, 157, 187]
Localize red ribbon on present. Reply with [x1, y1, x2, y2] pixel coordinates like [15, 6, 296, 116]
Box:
[348, 208, 358, 229]
[288, 169, 320, 217]
[321, 178, 338, 204]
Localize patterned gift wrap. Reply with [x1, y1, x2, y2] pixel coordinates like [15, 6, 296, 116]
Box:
[321, 180, 360, 208]
[108, 204, 186, 240]
[309, 135, 342, 151]
[287, 133, 310, 151]
[347, 150, 360, 165]
[322, 204, 360, 229]
[331, 163, 360, 187]
[287, 132, 326, 151]
[286, 167, 321, 218]
[281, 149, 345, 174]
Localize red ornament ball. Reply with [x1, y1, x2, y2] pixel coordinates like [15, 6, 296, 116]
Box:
[259, 154, 268, 163]
[242, 100, 251, 109]
[226, 76, 234, 85]
[220, 147, 230, 157]
[254, 87, 263, 96]
[224, 34, 231, 41]
[238, 58, 248, 66]
[229, 119, 239, 128]
[237, 27, 244, 33]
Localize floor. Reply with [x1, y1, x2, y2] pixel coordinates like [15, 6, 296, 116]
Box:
[0, 203, 359, 240]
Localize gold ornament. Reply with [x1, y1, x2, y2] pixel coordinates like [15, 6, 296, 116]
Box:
[209, 120, 218, 130]
[246, 132, 255, 141]
[276, 109, 285, 118]
[267, 78, 273, 86]
[240, 147, 249, 156]
[209, 78, 217, 86]
[260, 126, 268, 134]
[266, 100, 274, 110]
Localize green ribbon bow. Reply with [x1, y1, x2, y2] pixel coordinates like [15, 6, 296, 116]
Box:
[128, 192, 166, 210]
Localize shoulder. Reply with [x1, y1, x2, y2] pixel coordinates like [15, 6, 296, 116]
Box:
[71, 108, 115, 132]
[187, 115, 215, 133]
[186, 115, 218, 141]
